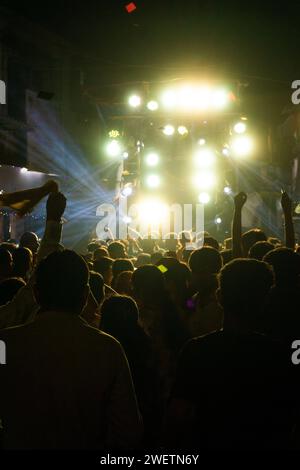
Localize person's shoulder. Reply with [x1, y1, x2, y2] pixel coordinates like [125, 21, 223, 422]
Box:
[81, 321, 125, 355]
[182, 330, 224, 354]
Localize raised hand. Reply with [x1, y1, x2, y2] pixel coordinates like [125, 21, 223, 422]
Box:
[46, 192, 67, 222]
[234, 192, 247, 210]
[281, 190, 292, 214]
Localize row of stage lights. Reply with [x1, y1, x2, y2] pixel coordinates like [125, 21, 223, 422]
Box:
[127, 84, 235, 112]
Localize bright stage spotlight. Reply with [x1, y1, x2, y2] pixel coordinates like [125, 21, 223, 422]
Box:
[122, 151, 129, 159]
[231, 136, 253, 156]
[233, 122, 247, 134]
[146, 174, 160, 188]
[161, 90, 177, 108]
[106, 139, 121, 157]
[163, 124, 175, 136]
[215, 217, 222, 225]
[145, 152, 159, 166]
[121, 184, 133, 197]
[224, 186, 232, 195]
[20, 167, 28, 173]
[138, 199, 168, 224]
[222, 146, 230, 157]
[195, 148, 215, 167]
[128, 94, 141, 108]
[211, 89, 228, 109]
[194, 171, 216, 189]
[147, 100, 159, 111]
[198, 192, 211, 204]
[198, 138, 206, 146]
[177, 125, 188, 136]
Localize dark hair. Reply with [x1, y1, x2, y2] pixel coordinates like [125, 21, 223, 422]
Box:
[89, 271, 105, 305]
[101, 295, 139, 334]
[35, 250, 89, 314]
[0, 277, 26, 306]
[203, 236, 220, 251]
[189, 247, 222, 275]
[248, 241, 274, 260]
[219, 258, 274, 317]
[242, 229, 267, 256]
[93, 256, 113, 277]
[107, 241, 126, 259]
[19, 232, 39, 253]
[263, 247, 300, 286]
[220, 249, 233, 265]
[132, 264, 166, 304]
[0, 248, 13, 276]
[93, 247, 109, 260]
[87, 241, 101, 253]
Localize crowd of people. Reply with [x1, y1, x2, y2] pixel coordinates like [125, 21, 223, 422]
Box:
[0, 188, 300, 450]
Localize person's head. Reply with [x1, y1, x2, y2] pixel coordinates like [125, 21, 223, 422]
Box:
[164, 262, 191, 305]
[189, 247, 223, 297]
[100, 295, 139, 338]
[89, 271, 105, 305]
[19, 232, 39, 255]
[87, 241, 101, 254]
[135, 252, 151, 268]
[12, 247, 33, 279]
[203, 236, 220, 251]
[248, 241, 274, 260]
[0, 242, 17, 254]
[34, 250, 89, 315]
[114, 270, 133, 296]
[93, 247, 109, 261]
[0, 248, 13, 280]
[0, 277, 26, 306]
[220, 249, 233, 265]
[150, 251, 164, 265]
[218, 258, 274, 331]
[111, 258, 134, 289]
[131, 264, 166, 307]
[263, 247, 300, 288]
[241, 229, 267, 256]
[107, 241, 127, 259]
[93, 256, 113, 285]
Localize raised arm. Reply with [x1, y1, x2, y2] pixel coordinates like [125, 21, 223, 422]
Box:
[232, 192, 247, 259]
[281, 191, 295, 250]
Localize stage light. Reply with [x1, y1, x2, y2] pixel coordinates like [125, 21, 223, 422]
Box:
[108, 129, 120, 138]
[211, 89, 228, 109]
[231, 136, 253, 156]
[215, 217, 222, 224]
[177, 125, 188, 136]
[123, 215, 132, 224]
[178, 86, 195, 109]
[222, 147, 230, 157]
[106, 140, 121, 157]
[147, 100, 159, 111]
[224, 186, 232, 195]
[138, 199, 168, 224]
[195, 149, 215, 167]
[146, 174, 160, 188]
[162, 90, 177, 108]
[163, 124, 175, 136]
[121, 185, 133, 197]
[123, 151, 129, 159]
[194, 171, 216, 189]
[198, 192, 211, 204]
[198, 138, 206, 146]
[195, 87, 210, 110]
[233, 122, 247, 134]
[20, 167, 28, 173]
[145, 152, 159, 166]
[128, 94, 141, 108]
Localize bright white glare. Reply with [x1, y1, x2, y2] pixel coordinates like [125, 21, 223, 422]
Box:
[195, 149, 215, 167]
[122, 185, 133, 197]
[123, 216, 132, 224]
[128, 94, 141, 108]
[145, 152, 159, 166]
[224, 186, 232, 195]
[211, 89, 228, 109]
[233, 122, 247, 134]
[222, 147, 230, 156]
[215, 217, 222, 224]
[198, 192, 211, 204]
[163, 124, 175, 136]
[162, 90, 177, 108]
[177, 125, 188, 135]
[231, 136, 253, 156]
[194, 171, 216, 189]
[123, 151, 129, 159]
[195, 87, 210, 110]
[147, 100, 159, 111]
[146, 174, 161, 188]
[198, 138, 206, 146]
[20, 167, 28, 173]
[138, 199, 168, 224]
[106, 140, 121, 157]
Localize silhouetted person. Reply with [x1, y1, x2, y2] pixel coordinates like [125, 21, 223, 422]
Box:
[248, 241, 274, 260]
[19, 232, 39, 256]
[0, 248, 13, 281]
[12, 247, 33, 281]
[0, 277, 26, 306]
